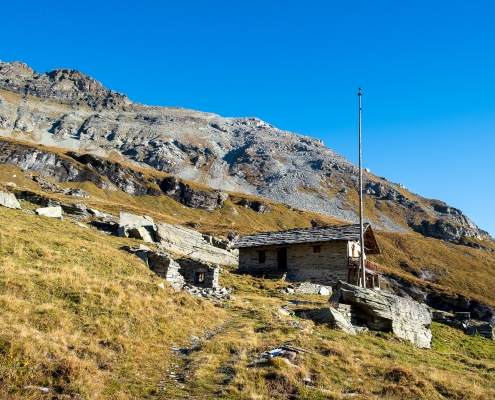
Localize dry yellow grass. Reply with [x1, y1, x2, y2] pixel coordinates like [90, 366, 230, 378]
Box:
[0, 206, 227, 398]
[1, 137, 495, 398]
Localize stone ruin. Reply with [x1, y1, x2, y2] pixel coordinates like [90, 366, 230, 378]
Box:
[175, 258, 219, 289]
[119, 245, 233, 300]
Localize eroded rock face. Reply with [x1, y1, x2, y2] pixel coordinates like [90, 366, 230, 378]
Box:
[0, 62, 130, 109]
[336, 282, 432, 348]
[0, 139, 227, 211]
[67, 152, 154, 196]
[159, 177, 227, 211]
[0, 141, 115, 190]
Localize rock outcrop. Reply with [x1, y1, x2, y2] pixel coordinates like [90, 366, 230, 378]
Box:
[156, 221, 238, 265]
[383, 273, 495, 325]
[466, 324, 494, 340]
[298, 306, 356, 335]
[159, 177, 227, 211]
[0, 139, 230, 212]
[118, 212, 156, 243]
[333, 282, 432, 348]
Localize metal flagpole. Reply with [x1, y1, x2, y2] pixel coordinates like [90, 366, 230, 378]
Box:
[358, 88, 366, 288]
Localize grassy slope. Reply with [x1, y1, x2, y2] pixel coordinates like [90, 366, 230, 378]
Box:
[1, 145, 495, 398]
[1, 206, 494, 399]
[188, 271, 495, 399]
[0, 206, 227, 399]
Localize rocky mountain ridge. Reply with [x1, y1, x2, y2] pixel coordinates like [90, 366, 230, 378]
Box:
[0, 60, 491, 246]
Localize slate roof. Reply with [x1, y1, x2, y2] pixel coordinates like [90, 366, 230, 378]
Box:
[231, 223, 381, 254]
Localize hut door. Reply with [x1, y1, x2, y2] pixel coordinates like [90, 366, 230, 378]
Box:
[277, 248, 287, 270]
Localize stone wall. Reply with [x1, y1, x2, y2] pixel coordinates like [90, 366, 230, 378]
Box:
[147, 252, 184, 290]
[238, 241, 349, 285]
[176, 258, 219, 289]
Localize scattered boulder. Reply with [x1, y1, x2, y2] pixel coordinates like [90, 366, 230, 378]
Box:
[298, 306, 356, 335]
[251, 201, 270, 213]
[73, 221, 89, 229]
[183, 285, 234, 301]
[0, 190, 21, 209]
[432, 311, 470, 330]
[202, 234, 231, 250]
[227, 231, 240, 242]
[277, 306, 295, 317]
[238, 199, 271, 213]
[88, 208, 118, 222]
[290, 282, 332, 295]
[319, 286, 331, 296]
[33, 175, 65, 193]
[12, 190, 57, 207]
[35, 206, 63, 219]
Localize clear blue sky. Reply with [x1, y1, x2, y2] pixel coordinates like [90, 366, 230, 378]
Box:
[2, 0, 495, 236]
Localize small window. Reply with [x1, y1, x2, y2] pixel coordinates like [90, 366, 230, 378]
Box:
[195, 272, 205, 284]
[258, 250, 266, 264]
[312, 246, 321, 253]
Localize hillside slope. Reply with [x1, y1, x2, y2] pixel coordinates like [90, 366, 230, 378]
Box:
[1, 189, 495, 399]
[0, 61, 491, 246]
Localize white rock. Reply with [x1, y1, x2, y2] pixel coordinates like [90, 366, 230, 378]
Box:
[0, 190, 21, 209]
[35, 206, 63, 219]
[277, 307, 292, 316]
[319, 286, 330, 296]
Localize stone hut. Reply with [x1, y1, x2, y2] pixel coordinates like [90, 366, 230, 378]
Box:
[232, 223, 381, 287]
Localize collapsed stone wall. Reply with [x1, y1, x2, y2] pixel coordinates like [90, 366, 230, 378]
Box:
[176, 258, 219, 289]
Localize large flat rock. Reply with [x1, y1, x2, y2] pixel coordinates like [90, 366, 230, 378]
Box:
[156, 221, 238, 266]
[337, 282, 432, 348]
[35, 206, 63, 219]
[118, 211, 156, 243]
